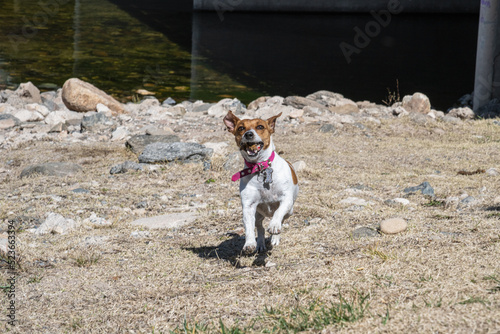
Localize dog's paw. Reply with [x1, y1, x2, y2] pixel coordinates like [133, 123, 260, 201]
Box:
[256, 242, 267, 253]
[267, 224, 281, 235]
[242, 243, 257, 254]
[271, 234, 280, 246]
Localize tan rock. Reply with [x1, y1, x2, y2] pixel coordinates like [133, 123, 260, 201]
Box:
[62, 78, 124, 114]
[402, 92, 431, 114]
[379, 218, 407, 234]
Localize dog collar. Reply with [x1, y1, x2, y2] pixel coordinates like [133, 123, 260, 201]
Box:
[231, 151, 275, 182]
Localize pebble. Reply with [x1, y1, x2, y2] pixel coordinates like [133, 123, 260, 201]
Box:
[404, 181, 435, 196]
[292, 160, 306, 172]
[352, 227, 379, 238]
[20, 162, 83, 178]
[379, 218, 407, 234]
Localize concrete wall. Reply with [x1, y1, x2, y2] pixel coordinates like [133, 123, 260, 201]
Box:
[194, 0, 479, 13]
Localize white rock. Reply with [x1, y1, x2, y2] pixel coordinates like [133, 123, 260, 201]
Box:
[486, 168, 499, 176]
[14, 109, 44, 122]
[379, 218, 407, 234]
[26, 103, 50, 117]
[393, 198, 410, 206]
[111, 126, 129, 142]
[402, 92, 431, 114]
[208, 98, 246, 117]
[448, 107, 475, 120]
[289, 109, 304, 119]
[203, 142, 229, 156]
[96, 103, 111, 114]
[33, 212, 79, 235]
[84, 213, 112, 227]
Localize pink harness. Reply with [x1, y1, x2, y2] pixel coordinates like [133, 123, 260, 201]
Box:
[231, 151, 275, 182]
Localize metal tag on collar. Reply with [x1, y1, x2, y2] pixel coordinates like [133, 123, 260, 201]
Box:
[262, 167, 273, 184]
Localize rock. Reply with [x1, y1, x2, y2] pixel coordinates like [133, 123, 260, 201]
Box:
[250, 104, 298, 120]
[448, 107, 475, 120]
[126, 134, 180, 155]
[6, 82, 42, 108]
[442, 115, 462, 124]
[329, 104, 359, 114]
[292, 160, 307, 172]
[486, 168, 499, 176]
[20, 162, 83, 178]
[61, 78, 124, 114]
[26, 103, 50, 117]
[130, 212, 197, 229]
[402, 92, 431, 114]
[283, 96, 325, 110]
[110, 161, 144, 174]
[207, 98, 246, 117]
[0, 103, 16, 114]
[379, 218, 407, 234]
[44, 110, 83, 126]
[289, 108, 304, 119]
[404, 181, 434, 196]
[339, 197, 373, 206]
[458, 196, 477, 209]
[352, 227, 379, 238]
[162, 97, 176, 106]
[83, 236, 109, 246]
[14, 109, 44, 122]
[83, 213, 112, 227]
[111, 126, 129, 141]
[247, 96, 269, 110]
[392, 106, 409, 117]
[168, 105, 187, 117]
[318, 123, 336, 133]
[138, 142, 213, 164]
[0, 234, 8, 254]
[306, 90, 343, 104]
[96, 103, 111, 115]
[32, 212, 78, 235]
[0, 114, 20, 130]
[49, 122, 68, 133]
[385, 198, 410, 206]
[81, 112, 114, 132]
[409, 112, 432, 125]
[192, 103, 214, 113]
[223, 152, 243, 171]
[203, 142, 228, 156]
[445, 196, 460, 209]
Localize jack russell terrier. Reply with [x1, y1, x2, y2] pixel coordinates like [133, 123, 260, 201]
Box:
[224, 110, 299, 254]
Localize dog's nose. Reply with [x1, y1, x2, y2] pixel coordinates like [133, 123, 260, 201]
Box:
[244, 131, 254, 139]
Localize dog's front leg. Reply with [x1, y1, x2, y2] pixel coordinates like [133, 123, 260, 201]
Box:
[242, 204, 258, 254]
[268, 197, 294, 245]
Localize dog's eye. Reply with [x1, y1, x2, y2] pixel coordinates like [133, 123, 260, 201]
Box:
[256, 125, 264, 130]
[237, 126, 245, 132]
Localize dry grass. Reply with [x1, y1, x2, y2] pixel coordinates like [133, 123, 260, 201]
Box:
[0, 117, 500, 333]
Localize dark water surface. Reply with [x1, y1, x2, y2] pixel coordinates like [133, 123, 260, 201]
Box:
[0, 0, 478, 109]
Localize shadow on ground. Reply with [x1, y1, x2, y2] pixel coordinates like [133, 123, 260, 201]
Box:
[184, 233, 271, 267]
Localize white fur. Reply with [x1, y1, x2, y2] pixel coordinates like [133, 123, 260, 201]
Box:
[238, 137, 299, 253]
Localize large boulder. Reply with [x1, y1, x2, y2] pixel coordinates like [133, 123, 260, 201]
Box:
[207, 98, 246, 117]
[61, 78, 124, 114]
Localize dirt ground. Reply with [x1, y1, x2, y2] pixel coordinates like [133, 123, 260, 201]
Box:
[0, 116, 499, 333]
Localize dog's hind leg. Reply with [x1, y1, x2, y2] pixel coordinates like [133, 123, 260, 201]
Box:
[255, 213, 266, 252]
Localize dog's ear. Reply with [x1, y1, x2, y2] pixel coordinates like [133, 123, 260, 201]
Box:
[266, 112, 282, 133]
[223, 110, 240, 133]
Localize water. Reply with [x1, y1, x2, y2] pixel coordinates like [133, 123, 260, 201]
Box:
[0, 0, 479, 109]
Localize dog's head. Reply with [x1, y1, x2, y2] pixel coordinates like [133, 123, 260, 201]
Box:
[224, 110, 282, 162]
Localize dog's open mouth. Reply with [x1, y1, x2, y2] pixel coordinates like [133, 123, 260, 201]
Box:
[242, 142, 264, 157]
